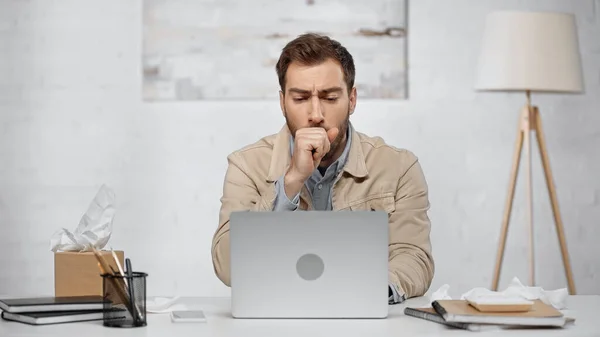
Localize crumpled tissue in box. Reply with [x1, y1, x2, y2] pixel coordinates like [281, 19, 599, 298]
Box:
[50, 184, 116, 252]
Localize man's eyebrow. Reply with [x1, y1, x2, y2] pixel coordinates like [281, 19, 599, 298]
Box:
[319, 87, 343, 94]
[287, 87, 343, 95]
[288, 88, 311, 94]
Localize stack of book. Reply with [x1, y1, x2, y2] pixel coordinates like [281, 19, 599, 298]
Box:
[0, 296, 118, 325]
[404, 299, 574, 332]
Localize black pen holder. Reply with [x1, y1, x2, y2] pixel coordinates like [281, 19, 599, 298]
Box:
[101, 272, 148, 328]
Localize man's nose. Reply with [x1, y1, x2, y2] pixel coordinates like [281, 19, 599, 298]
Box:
[308, 95, 324, 124]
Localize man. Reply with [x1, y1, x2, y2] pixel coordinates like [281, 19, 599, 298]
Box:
[211, 33, 434, 304]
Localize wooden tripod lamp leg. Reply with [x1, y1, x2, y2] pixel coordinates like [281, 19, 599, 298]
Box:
[524, 106, 535, 287]
[533, 108, 577, 294]
[492, 107, 526, 291]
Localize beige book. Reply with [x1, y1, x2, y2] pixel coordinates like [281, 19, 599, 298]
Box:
[431, 299, 570, 327]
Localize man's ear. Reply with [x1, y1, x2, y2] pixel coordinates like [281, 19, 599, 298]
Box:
[279, 90, 285, 116]
[349, 86, 357, 115]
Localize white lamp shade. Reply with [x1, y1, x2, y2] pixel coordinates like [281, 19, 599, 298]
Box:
[475, 11, 584, 93]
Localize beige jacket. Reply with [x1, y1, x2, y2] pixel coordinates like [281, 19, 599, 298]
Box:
[211, 124, 434, 299]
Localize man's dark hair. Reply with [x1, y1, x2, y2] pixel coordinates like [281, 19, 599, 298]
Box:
[275, 33, 355, 94]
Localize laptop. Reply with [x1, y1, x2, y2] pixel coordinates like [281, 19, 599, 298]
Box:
[229, 211, 389, 319]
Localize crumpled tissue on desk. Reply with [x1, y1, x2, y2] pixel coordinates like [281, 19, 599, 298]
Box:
[146, 296, 186, 314]
[429, 277, 568, 310]
[49, 184, 116, 252]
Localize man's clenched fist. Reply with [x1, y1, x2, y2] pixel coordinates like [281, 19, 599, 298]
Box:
[283, 127, 339, 199]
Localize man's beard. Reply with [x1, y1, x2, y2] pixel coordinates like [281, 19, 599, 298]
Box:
[284, 108, 350, 166]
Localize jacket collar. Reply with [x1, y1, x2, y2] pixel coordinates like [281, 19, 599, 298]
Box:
[266, 122, 368, 182]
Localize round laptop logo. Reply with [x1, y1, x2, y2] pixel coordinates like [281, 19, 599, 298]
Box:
[296, 253, 324, 281]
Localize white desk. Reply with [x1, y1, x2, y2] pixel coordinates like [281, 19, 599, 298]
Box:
[1, 296, 599, 337]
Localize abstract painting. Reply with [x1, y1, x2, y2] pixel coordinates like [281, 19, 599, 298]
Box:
[142, 0, 407, 101]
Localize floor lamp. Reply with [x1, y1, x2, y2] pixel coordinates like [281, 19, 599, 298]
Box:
[475, 11, 584, 294]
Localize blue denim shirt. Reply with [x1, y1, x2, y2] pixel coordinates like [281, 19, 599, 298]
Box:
[272, 123, 404, 304]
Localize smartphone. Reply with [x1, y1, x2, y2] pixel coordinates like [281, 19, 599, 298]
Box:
[170, 310, 207, 323]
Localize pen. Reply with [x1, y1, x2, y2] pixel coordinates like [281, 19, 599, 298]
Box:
[125, 258, 140, 324]
[111, 248, 128, 287]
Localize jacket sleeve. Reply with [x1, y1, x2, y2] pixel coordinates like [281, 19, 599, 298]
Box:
[388, 154, 435, 299]
[211, 151, 277, 287]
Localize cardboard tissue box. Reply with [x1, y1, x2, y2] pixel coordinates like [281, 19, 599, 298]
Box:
[50, 185, 123, 297]
[54, 250, 124, 297]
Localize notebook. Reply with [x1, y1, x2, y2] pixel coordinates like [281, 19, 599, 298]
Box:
[431, 299, 568, 327]
[0, 296, 109, 313]
[1, 309, 125, 325]
[404, 306, 492, 331]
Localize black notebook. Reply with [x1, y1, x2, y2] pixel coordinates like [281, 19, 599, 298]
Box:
[0, 296, 109, 313]
[1, 309, 125, 325]
[404, 306, 490, 331]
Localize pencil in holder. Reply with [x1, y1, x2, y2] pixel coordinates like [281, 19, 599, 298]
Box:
[101, 272, 148, 328]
